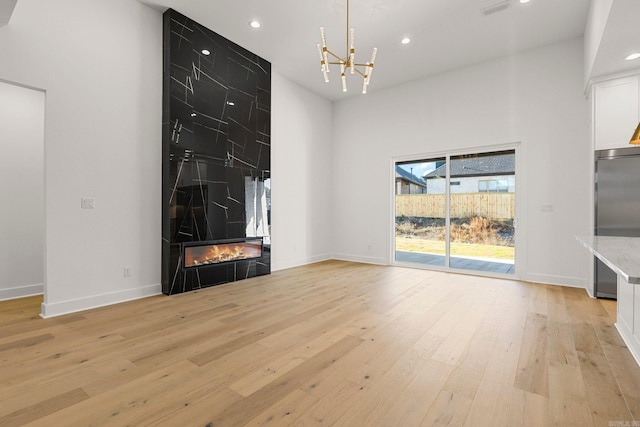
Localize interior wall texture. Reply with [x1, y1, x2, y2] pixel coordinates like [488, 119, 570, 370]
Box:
[0, 81, 44, 300]
[0, 0, 333, 314]
[0, 0, 163, 316]
[331, 37, 592, 288]
[270, 73, 333, 271]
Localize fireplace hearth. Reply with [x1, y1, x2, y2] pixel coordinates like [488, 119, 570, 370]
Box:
[183, 238, 263, 269]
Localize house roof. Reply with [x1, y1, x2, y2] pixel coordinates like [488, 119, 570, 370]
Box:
[424, 153, 515, 179]
[395, 166, 427, 187]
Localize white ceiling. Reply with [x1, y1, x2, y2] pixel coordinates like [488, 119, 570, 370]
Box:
[138, 0, 638, 101]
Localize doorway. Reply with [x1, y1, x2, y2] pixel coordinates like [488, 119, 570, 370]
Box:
[394, 148, 516, 276]
[0, 81, 45, 301]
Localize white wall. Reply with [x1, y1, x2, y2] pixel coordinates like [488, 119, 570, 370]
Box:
[331, 38, 593, 287]
[271, 73, 333, 270]
[0, 0, 163, 316]
[0, 81, 44, 300]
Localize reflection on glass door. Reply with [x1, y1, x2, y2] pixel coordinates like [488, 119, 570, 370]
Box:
[394, 157, 447, 267]
[394, 149, 516, 276]
[448, 150, 515, 274]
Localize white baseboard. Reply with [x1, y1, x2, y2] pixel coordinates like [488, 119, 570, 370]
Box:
[271, 254, 332, 272]
[523, 273, 587, 290]
[40, 283, 162, 318]
[0, 283, 44, 301]
[331, 253, 389, 266]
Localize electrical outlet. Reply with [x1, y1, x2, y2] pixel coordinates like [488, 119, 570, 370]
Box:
[123, 267, 131, 277]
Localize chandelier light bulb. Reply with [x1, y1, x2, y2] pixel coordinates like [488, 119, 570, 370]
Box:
[341, 63, 347, 92]
[350, 28, 356, 75]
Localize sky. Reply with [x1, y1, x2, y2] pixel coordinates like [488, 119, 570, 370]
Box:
[399, 162, 436, 179]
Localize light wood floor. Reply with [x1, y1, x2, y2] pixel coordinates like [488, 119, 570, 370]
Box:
[1, 261, 640, 426]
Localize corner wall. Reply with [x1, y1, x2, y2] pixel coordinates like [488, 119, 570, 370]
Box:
[0, 0, 163, 316]
[331, 38, 592, 287]
[0, 0, 17, 26]
[270, 73, 333, 270]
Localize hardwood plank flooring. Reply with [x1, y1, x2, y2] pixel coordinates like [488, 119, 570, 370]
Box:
[0, 261, 639, 426]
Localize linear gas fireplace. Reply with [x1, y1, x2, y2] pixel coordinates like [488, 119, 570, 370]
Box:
[183, 238, 263, 268]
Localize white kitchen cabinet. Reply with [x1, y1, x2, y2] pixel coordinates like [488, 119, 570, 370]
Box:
[593, 75, 640, 151]
[618, 274, 635, 335]
[618, 275, 640, 365]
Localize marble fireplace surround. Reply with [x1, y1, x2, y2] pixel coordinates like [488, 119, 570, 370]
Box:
[161, 9, 271, 295]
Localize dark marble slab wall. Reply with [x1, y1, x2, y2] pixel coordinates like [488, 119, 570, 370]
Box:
[162, 9, 271, 295]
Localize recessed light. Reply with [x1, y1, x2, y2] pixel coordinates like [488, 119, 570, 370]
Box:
[626, 53, 640, 61]
[249, 20, 261, 29]
[520, 0, 531, 3]
[226, 101, 235, 106]
[401, 37, 411, 45]
[201, 49, 210, 56]
[190, 112, 197, 117]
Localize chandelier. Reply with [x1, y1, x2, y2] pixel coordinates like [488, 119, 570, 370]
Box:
[316, 0, 377, 94]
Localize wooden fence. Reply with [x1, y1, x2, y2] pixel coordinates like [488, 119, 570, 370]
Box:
[395, 193, 515, 219]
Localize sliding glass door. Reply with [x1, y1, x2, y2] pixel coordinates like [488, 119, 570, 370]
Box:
[395, 157, 447, 267]
[394, 149, 516, 276]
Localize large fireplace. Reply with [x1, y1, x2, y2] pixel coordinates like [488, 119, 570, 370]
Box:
[161, 9, 271, 295]
[183, 238, 263, 268]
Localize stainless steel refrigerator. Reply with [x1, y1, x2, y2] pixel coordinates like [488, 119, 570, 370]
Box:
[594, 146, 640, 299]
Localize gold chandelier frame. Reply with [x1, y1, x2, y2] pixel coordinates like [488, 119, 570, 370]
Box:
[316, 0, 377, 94]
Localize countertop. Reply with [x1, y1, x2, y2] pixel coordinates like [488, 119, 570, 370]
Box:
[576, 235, 640, 284]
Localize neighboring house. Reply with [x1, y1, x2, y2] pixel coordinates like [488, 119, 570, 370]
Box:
[395, 166, 427, 194]
[423, 153, 515, 194]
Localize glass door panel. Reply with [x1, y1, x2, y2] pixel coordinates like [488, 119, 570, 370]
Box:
[448, 150, 515, 274]
[394, 148, 516, 276]
[395, 158, 446, 266]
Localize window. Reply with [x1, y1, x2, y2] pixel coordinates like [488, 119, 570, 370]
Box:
[479, 179, 508, 192]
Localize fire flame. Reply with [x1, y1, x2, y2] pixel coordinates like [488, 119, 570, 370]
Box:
[185, 242, 261, 267]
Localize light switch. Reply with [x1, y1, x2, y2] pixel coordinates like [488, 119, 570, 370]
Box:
[81, 197, 95, 209]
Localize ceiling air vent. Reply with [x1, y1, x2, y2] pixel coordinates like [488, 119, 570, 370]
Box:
[481, 1, 511, 16]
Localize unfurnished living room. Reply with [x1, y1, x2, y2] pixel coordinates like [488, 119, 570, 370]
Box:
[2, 0, 640, 426]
